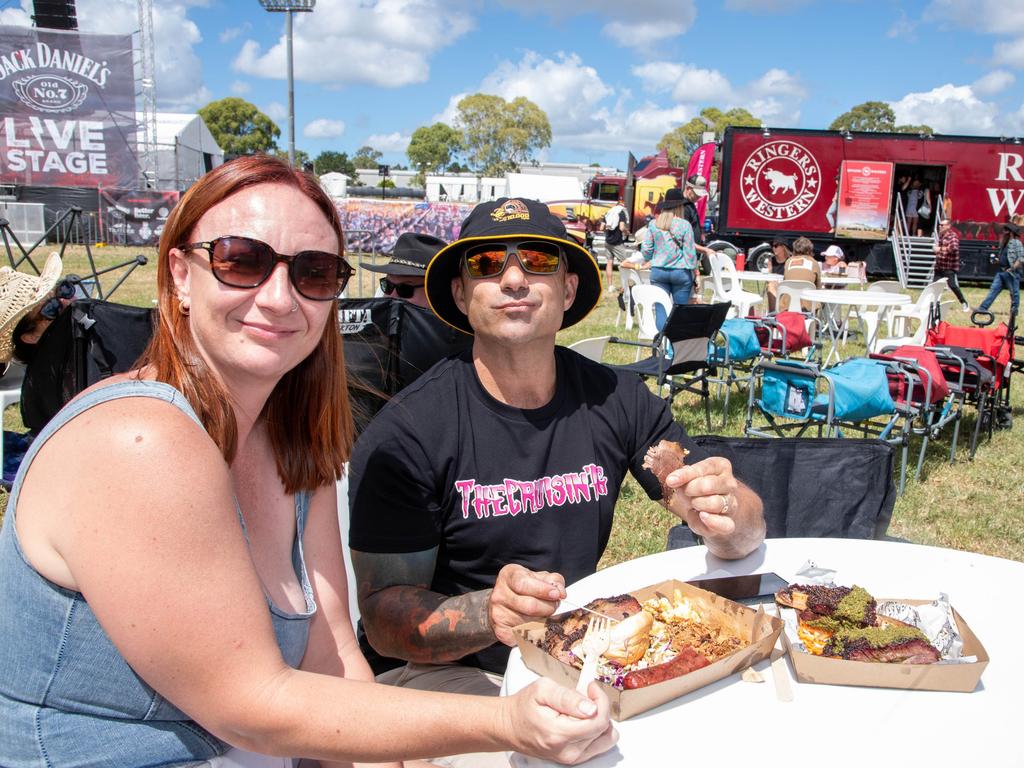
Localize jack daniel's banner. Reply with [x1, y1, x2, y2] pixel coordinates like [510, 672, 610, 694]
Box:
[0, 26, 139, 188]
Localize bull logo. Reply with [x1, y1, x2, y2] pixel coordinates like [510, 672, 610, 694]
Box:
[12, 74, 88, 114]
[740, 140, 821, 222]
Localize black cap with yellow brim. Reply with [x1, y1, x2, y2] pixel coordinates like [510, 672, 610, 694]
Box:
[424, 197, 602, 335]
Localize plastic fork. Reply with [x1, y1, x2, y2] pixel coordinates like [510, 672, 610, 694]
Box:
[575, 616, 612, 694]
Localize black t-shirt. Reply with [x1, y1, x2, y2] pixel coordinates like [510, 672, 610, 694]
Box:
[604, 208, 627, 245]
[682, 200, 704, 245]
[348, 346, 706, 672]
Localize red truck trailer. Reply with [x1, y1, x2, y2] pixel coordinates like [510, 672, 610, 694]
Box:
[715, 126, 1024, 281]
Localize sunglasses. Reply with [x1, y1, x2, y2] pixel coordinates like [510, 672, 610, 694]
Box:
[463, 240, 563, 279]
[178, 235, 351, 301]
[379, 277, 423, 299]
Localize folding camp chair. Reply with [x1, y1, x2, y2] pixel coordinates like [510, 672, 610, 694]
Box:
[607, 302, 731, 431]
[667, 435, 896, 548]
[744, 356, 919, 493]
[752, 310, 821, 362]
[708, 317, 763, 428]
[925, 319, 1014, 457]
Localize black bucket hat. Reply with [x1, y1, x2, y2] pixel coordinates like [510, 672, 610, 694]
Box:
[424, 197, 601, 335]
[659, 187, 686, 211]
[360, 232, 446, 276]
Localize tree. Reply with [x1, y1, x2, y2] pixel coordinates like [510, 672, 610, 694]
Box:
[273, 148, 310, 169]
[352, 145, 383, 169]
[658, 107, 760, 168]
[314, 150, 356, 177]
[198, 97, 280, 156]
[455, 94, 551, 176]
[407, 122, 462, 185]
[829, 101, 933, 134]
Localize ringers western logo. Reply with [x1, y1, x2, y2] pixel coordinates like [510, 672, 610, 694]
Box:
[1, 42, 110, 114]
[740, 140, 821, 222]
[491, 199, 530, 223]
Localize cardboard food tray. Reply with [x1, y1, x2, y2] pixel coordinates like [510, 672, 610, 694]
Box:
[781, 598, 989, 692]
[513, 578, 783, 721]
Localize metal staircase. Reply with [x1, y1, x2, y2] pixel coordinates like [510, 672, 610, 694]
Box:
[890, 194, 939, 288]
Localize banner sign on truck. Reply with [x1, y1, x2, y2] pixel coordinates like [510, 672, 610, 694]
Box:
[686, 141, 716, 225]
[834, 160, 893, 240]
[0, 25, 139, 188]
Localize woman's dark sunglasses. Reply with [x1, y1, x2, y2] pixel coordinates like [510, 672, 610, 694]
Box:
[463, 240, 562, 279]
[178, 235, 352, 301]
[379, 277, 423, 299]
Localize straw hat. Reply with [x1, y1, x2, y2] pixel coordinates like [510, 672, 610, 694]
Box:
[0, 253, 63, 364]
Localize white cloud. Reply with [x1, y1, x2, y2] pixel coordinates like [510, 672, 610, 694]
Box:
[993, 38, 1024, 69]
[230, 80, 251, 95]
[304, 118, 346, 139]
[631, 61, 805, 125]
[233, 0, 474, 88]
[890, 84, 1000, 133]
[925, 0, 1024, 36]
[263, 102, 288, 122]
[219, 23, 250, 44]
[478, 52, 613, 135]
[887, 10, 918, 39]
[0, 7, 31, 25]
[973, 70, 1015, 95]
[725, 0, 811, 9]
[366, 132, 410, 153]
[494, 0, 696, 48]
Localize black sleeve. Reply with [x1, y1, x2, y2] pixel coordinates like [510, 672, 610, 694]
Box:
[348, 408, 444, 553]
[620, 374, 709, 500]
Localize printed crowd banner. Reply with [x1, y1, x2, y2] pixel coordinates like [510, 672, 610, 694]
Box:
[0, 25, 139, 188]
[686, 141, 716, 225]
[337, 198, 474, 254]
[99, 188, 179, 246]
[834, 160, 894, 240]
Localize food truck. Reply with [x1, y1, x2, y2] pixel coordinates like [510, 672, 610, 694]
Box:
[715, 126, 1024, 280]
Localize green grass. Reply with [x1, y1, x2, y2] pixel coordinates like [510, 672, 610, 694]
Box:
[4, 250, 1022, 567]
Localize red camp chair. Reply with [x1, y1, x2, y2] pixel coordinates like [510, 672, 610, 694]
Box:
[925, 320, 1014, 457]
[752, 310, 821, 361]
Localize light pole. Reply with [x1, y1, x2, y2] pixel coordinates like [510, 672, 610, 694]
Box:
[259, 0, 316, 167]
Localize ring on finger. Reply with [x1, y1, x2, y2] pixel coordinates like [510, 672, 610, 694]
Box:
[720, 494, 731, 514]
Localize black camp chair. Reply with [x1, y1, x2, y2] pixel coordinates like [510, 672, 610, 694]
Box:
[606, 302, 731, 432]
[667, 435, 896, 549]
[338, 297, 472, 436]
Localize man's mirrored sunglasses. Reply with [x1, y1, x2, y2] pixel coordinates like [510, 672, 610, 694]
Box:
[380, 277, 423, 299]
[463, 240, 563, 279]
[177, 235, 351, 301]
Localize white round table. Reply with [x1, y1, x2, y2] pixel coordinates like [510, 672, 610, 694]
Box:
[821, 275, 864, 286]
[801, 289, 912, 364]
[735, 270, 782, 283]
[503, 539, 1021, 767]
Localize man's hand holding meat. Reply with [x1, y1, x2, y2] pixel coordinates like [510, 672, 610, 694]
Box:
[663, 456, 766, 560]
[489, 565, 566, 646]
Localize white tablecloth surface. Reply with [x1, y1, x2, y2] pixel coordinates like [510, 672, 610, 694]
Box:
[502, 539, 1022, 767]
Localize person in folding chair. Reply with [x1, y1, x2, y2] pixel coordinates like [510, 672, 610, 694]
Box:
[0, 160, 616, 768]
[347, 197, 765, 767]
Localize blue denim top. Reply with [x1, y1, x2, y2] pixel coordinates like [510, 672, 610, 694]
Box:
[0, 380, 315, 767]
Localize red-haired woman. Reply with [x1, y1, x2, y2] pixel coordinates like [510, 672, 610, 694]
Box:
[0, 155, 614, 767]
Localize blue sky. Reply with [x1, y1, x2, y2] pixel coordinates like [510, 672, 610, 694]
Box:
[2, 0, 1023, 170]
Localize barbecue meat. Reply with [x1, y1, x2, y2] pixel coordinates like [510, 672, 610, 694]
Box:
[842, 638, 942, 664]
[642, 440, 689, 502]
[777, 584, 877, 627]
[541, 595, 643, 668]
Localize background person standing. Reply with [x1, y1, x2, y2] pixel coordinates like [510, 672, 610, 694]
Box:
[933, 217, 969, 312]
[603, 198, 630, 292]
[975, 222, 1023, 319]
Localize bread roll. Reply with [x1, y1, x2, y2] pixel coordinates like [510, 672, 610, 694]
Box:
[603, 610, 654, 665]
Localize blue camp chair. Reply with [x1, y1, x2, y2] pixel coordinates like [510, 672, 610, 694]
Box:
[708, 317, 763, 428]
[744, 357, 920, 494]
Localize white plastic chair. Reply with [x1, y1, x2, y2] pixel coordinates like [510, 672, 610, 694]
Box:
[845, 261, 868, 284]
[615, 267, 649, 331]
[629, 284, 673, 359]
[775, 279, 817, 313]
[845, 280, 903, 347]
[708, 252, 763, 318]
[567, 335, 610, 363]
[871, 278, 947, 352]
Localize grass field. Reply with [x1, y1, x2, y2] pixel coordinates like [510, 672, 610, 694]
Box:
[3, 245, 1022, 566]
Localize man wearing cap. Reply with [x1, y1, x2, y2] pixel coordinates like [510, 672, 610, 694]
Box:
[976, 221, 1023, 319]
[932, 218, 969, 313]
[683, 174, 709, 244]
[602, 197, 630, 293]
[347, 198, 765, 724]
[361, 232, 443, 309]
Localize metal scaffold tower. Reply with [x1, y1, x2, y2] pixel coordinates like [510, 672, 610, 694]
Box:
[136, 0, 158, 188]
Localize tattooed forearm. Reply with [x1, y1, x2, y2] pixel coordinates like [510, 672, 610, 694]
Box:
[350, 548, 497, 663]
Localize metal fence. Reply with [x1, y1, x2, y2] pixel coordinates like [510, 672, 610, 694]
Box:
[343, 229, 383, 299]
